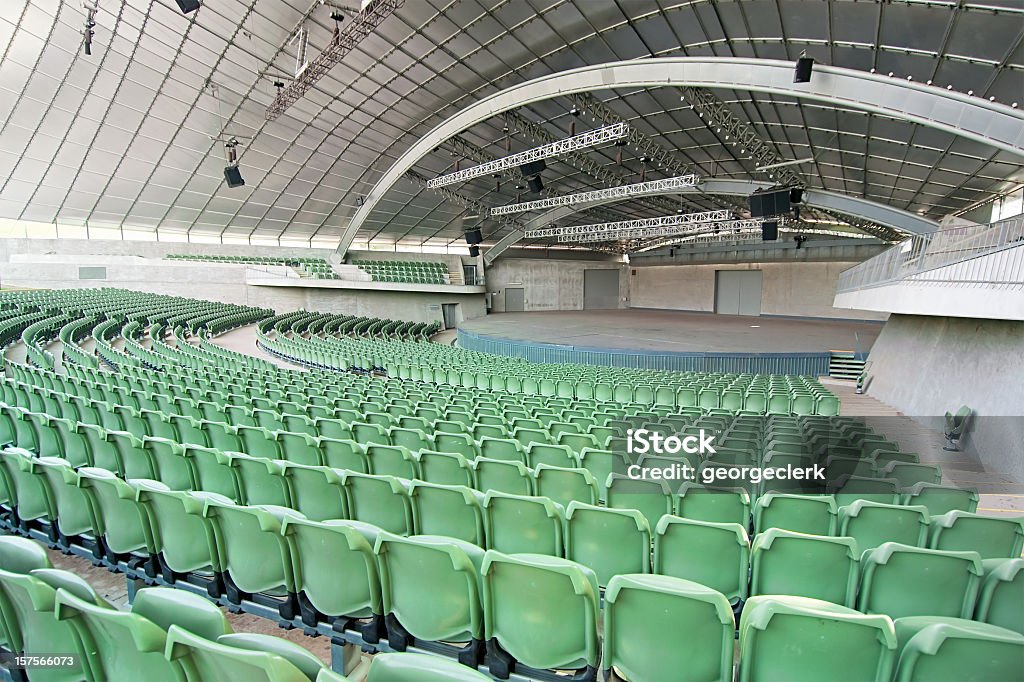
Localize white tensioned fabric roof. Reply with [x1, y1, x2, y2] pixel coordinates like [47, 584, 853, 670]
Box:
[0, 0, 1022, 249]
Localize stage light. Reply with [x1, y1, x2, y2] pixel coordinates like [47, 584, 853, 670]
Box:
[175, 0, 201, 13]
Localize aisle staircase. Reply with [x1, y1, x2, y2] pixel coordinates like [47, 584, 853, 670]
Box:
[829, 350, 866, 381]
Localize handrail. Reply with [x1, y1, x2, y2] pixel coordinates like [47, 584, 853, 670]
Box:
[837, 213, 1024, 292]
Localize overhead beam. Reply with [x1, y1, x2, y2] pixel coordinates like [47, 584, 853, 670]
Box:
[339, 56, 1019, 257]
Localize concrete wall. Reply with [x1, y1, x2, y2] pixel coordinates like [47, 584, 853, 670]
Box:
[629, 261, 888, 320]
[485, 258, 628, 312]
[865, 314, 1024, 482]
[0, 238, 486, 325]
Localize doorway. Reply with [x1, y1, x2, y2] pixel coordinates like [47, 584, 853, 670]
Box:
[441, 303, 461, 329]
[504, 287, 525, 312]
[715, 270, 762, 316]
[583, 269, 619, 309]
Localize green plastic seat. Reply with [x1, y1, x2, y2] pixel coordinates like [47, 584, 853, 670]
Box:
[750, 528, 860, 606]
[0, 534, 51, 575]
[409, 481, 486, 546]
[892, 616, 1024, 682]
[365, 444, 418, 479]
[341, 472, 413, 535]
[237, 425, 282, 460]
[858, 542, 982, 619]
[481, 551, 599, 679]
[365, 652, 489, 681]
[415, 450, 474, 487]
[929, 510, 1024, 559]
[838, 499, 931, 551]
[753, 492, 837, 536]
[654, 515, 750, 604]
[0, 566, 109, 682]
[880, 461, 942, 488]
[472, 458, 534, 496]
[975, 558, 1024, 635]
[533, 464, 599, 508]
[228, 453, 290, 507]
[56, 586, 231, 682]
[279, 432, 323, 467]
[606, 474, 673, 531]
[604, 574, 733, 682]
[33, 457, 102, 551]
[901, 482, 979, 516]
[167, 626, 328, 682]
[738, 595, 897, 682]
[1, 447, 57, 526]
[134, 482, 228, 580]
[375, 533, 485, 660]
[833, 475, 902, 507]
[280, 463, 348, 521]
[675, 482, 751, 526]
[483, 491, 565, 556]
[78, 467, 160, 559]
[143, 437, 196, 490]
[108, 431, 157, 480]
[186, 446, 241, 501]
[202, 500, 305, 616]
[319, 438, 369, 473]
[280, 517, 382, 630]
[564, 502, 650, 587]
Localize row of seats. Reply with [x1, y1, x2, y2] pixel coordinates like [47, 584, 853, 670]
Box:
[165, 254, 329, 268]
[258, 311, 440, 344]
[297, 261, 340, 279]
[0, 535, 488, 682]
[350, 260, 450, 285]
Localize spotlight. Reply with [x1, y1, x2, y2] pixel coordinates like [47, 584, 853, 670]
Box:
[175, 0, 201, 13]
[793, 54, 814, 83]
[468, 245, 480, 257]
[570, 105, 579, 116]
[794, 234, 807, 249]
[330, 11, 345, 21]
[223, 139, 244, 188]
[355, 196, 364, 206]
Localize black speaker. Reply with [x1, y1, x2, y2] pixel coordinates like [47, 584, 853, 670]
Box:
[750, 188, 791, 217]
[465, 229, 483, 245]
[468, 245, 480, 257]
[527, 176, 544, 194]
[223, 166, 245, 188]
[175, 0, 201, 13]
[790, 187, 804, 204]
[761, 220, 778, 241]
[519, 160, 547, 177]
[794, 56, 814, 83]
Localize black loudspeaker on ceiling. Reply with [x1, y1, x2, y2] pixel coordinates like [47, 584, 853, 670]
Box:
[749, 188, 791, 218]
[518, 160, 547, 178]
[793, 56, 814, 83]
[175, 0, 201, 13]
[468, 245, 480, 257]
[761, 220, 779, 242]
[527, 176, 544, 194]
[223, 166, 245, 188]
[464, 229, 483, 245]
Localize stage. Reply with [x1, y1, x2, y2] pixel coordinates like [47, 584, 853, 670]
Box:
[457, 310, 883, 375]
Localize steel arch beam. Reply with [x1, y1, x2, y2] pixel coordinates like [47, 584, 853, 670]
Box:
[483, 179, 940, 264]
[338, 56, 1022, 256]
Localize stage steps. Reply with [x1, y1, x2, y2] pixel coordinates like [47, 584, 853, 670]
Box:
[829, 350, 866, 381]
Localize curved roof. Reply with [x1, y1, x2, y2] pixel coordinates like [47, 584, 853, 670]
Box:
[0, 0, 1022, 249]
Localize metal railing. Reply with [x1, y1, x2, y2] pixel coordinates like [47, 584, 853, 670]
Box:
[837, 214, 1024, 292]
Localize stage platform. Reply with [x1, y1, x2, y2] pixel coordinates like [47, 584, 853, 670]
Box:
[457, 310, 883, 375]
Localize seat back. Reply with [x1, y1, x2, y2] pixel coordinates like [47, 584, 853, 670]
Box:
[533, 465, 599, 508]
[472, 458, 534, 497]
[341, 472, 413, 535]
[654, 515, 750, 604]
[166, 625, 324, 682]
[750, 528, 860, 607]
[975, 558, 1024, 635]
[858, 543, 982, 619]
[365, 652, 491, 681]
[929, 511, 1024, 559]
[838, 499, 931, 551]
[564, 502, 650, 587]
[753, 493, 837, 536]
[408, 481, 486, 546]
[280, 464, 347, 522]
[675, 482, 751, 526]
[892, 616, 1024, 682]
[483, 491, 564, 556]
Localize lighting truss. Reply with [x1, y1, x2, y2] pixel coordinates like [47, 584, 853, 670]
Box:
[490, 174, 699, 215]
[427, 123, 630, 188]
[265, 0, 405, 121]
[556, 219, 764, 243]
[404, 170, 524, 233]
[524, 210, 731, 239]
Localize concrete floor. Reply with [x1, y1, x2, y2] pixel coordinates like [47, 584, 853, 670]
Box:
[460, 310, 883, 354]
[208, 324, 307, 371]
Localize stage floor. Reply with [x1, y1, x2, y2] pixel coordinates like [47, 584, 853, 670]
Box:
[459, 310, 882, 355]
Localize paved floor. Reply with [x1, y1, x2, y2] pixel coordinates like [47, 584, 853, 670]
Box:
[460, 310, 883, 354]
[208, 324, 306, 371]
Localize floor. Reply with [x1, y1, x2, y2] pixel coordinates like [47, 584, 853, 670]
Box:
[208, 324, 307, 371]
[460, 310, 883, 354]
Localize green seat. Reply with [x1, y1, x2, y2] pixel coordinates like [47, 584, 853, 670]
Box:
[319, 438, 369, 473]
[365, 652, 489, 681]
[750, 528, 860, 607]
[433, 432, 477, 460]
[1, 447, 57, 526]
[202, 501, 304, 617]
[975, 558, 1024, 635]
[34, 457, 102, 552]
[342, 472, 413, 535]
[365, 444, 418, 479]
[654, 515, 750, 604]
[56, 586, 231, 682]
[280, 463, 348, 522]
[577, 448, 626, 502]
[526, 443, 577, 469]
[483, 491, 564, 556]
[143, 437, 196, 490]
[279, 432, 323, 467]
[481, 552, 599, 678]
[901, 482, 979, 516]
[409, 481, 486, 546]
[606, 474, 673, 530]
[78, 467, 160, 560]
[167, 626, 328, 682]
[838, 499, 930, 551]
[280, 517, 382, 631]
[879, 461, 942, 488]
[858, 543, 982, 619]
[186, 446, 241, 501]
[237, 425, 281, 460]
[833, 475, 902, 507]
[227, 453, 290, 507]
[533, 464, 599, 508]
[675, 482, 751, 526]
[375, 533, 485, 661]
[0, 565, 108, 682]
[477, 437, 526, 464]
[415, 450, 474, 487]
[892, 616, 1024, 682]
[135, 482, 228, 582]
[564, 502, 650, 587]
[472, 458, 534, 496]
[604, 574, 733, 682]
[929, 510, 1024, 559]
[752, 492, 837, 536]
[738, 595, 897, 682]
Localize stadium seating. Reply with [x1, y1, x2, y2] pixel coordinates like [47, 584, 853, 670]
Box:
[564, 502, 650, 587]
[891, 616, 1024, 682]
[654, 515, 750, 605]
[975, 558, 1024, 635]
[838, 499, 931, 551]
[749, 529, 860, 607]
[928, 510, 1024, 559]
[858, 543, 983, 619]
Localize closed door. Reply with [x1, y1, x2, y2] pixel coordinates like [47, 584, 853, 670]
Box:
[715, 270, 762, 316]
[583, 269, 620, 309]
[505, 288, 525, 312]
[441, 304, 460, 328]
